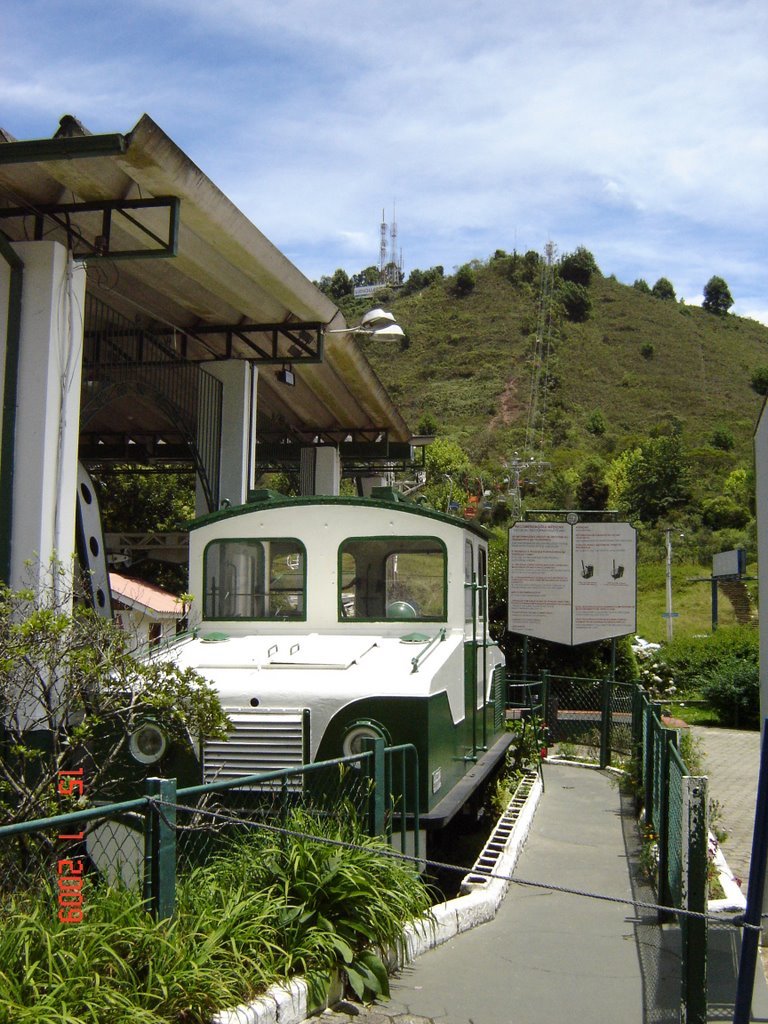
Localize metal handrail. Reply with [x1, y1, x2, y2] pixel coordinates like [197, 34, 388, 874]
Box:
[410, 627, 447, 673]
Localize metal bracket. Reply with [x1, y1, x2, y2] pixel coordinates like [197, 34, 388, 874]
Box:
[0, 196, 180, 261]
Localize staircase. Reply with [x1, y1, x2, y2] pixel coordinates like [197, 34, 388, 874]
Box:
[718, 579, 756, 625]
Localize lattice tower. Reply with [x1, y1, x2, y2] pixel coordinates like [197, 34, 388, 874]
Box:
[524, 241, 557, 458]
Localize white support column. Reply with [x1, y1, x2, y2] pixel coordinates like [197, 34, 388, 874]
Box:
[755, 402, 768, 940]
[195, 360, 257, 514]
[756, 403, 768, 727]
[8, 241, 86, 597]
[300, 446, 341, 496]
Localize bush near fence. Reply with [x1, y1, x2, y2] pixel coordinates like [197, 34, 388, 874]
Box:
[0, 745, 431, 1022]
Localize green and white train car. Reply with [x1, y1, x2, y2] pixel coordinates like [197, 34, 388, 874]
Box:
[164, 487, 511, 840]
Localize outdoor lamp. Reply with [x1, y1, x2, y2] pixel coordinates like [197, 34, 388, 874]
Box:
[326, 308, 405, 340]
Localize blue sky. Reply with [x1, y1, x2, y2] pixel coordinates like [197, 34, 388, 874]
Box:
[2, 0, 767, 321]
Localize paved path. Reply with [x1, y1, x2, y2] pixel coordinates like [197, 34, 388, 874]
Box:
[690, 726, 761, 896]
[317, 757, 768, 1024]
[321, 766, 674, 1023]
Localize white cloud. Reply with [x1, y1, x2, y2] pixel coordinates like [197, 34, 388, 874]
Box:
[1, 0, 765, 315]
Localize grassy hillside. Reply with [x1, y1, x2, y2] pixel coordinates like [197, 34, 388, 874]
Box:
[355, 264, 768, 470]
[338, 256, 768, 640]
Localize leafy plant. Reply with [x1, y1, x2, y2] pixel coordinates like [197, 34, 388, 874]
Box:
[700, 657, 759, 728]
[0, 810, 434, 1021]
[0, 571, 230, 832]
[659, 626, 758, 696]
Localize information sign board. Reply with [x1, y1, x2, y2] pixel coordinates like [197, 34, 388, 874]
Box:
[508, 520, 637, 645]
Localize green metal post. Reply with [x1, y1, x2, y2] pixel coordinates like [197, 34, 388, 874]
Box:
[481, 577, 488, 751]
[643, 702, 656, 826]
[656, 730, 676, 922]
[599, 678, 611, 769]
[143, 777, 177, 920]
[681, 775, 708, 1024]
[542, 670, 551, 751]
[364, 737, 386, 837]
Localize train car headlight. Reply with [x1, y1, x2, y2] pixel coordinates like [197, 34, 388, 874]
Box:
[128, 720, 168, 765]
[342, 720, 390, 757]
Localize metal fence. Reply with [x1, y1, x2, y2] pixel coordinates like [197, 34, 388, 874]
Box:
[641, 694, 708, 1024]
[503, 671, 636, 767]
[0, 739, 419, 922]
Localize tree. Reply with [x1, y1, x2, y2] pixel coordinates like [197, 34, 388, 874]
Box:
[558, 247, 599, 287]
[633, 279, 651, 294]
[651, 277, 676, 301]
[702, 276, 734, 315]
[0, 573, 229, 828]
[328, 268, 353, 300]
[423, 437, 472, 512]
[577, 459, 610, 511]
[750, 366, 768, 395]
[613, 434, 691, 524]
[710, 427, 734, 451]
[351, 265, 380, 287]
[453, 264, 476, 297]
[560, 280, 592, 322]
[586, 409, 607, 436]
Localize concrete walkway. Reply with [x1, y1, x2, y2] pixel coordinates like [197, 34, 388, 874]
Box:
[318, 759, 768, 1024]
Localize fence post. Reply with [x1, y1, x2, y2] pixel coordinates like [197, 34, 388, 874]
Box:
[599, 678, 611, 769]
[364, 737, 386, 837]
[643, 702, 655, 826]
[657, 729, 676, 922]
[542, 670, 552, 748]
[143, 776, 177, 920]
[681, 775, 708, 1024]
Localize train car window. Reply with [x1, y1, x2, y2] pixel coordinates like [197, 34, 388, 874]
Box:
[339, 537, 447, 621]
[464, 540, 474, 621]
[203, 539, 306, 620]
[479, 546, 488, 619]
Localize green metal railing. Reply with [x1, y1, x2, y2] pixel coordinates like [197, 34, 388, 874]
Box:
[502, 671, 635, 767]
[0, 739, 419, 922]
[639, 694, 708, 1023]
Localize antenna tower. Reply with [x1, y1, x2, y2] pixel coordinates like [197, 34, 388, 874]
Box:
[379, 209, 388, 282]
[524, 241, 557, 458]
[388, 203, 398, 283]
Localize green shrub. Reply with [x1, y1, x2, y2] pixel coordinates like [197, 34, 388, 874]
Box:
[659, 627, 758, 695]
[700, 657, 759, 728]
[0, 812, 434, 1021]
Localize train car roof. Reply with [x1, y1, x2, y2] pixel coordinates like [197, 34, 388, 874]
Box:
[187, 488, 492, 539]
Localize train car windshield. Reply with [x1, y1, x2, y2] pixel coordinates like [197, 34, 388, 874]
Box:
[203, 538, 305, 620]
[338, 537, 446, 621]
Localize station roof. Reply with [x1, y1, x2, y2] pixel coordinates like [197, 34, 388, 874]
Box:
[0, 114, 411, 451]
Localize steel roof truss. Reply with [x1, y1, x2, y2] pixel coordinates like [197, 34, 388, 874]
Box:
[0, 196, 180, 260]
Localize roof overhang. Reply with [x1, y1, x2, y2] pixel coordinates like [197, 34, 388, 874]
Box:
[0, 114, 410, 448]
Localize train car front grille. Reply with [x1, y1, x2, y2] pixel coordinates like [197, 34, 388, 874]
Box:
[202, 708, 305, 790]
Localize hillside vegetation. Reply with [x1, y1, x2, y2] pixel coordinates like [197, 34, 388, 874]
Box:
[350, 259, 767, 468]
[330, 251, 768, 641]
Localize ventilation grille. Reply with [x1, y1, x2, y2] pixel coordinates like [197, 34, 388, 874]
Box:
[203, 708, 305, 790]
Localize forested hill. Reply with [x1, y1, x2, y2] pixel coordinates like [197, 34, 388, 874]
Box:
[328, 252, 768, 543]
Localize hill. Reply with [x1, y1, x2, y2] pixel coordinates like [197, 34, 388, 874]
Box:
[349, 260, 768, 470]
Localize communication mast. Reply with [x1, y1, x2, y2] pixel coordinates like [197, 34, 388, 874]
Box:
[524, 240, 557, 458]
[379, 209, 388, 281]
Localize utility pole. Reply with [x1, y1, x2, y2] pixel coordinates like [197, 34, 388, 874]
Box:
[665, 528, 676, 640]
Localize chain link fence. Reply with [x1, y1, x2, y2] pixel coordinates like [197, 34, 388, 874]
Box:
[0, 741, 419, 920]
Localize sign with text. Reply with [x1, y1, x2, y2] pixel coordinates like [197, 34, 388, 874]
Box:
[508, 521, 637, 645]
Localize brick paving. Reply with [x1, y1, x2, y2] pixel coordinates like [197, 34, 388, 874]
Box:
[690, 725, 761, 894]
